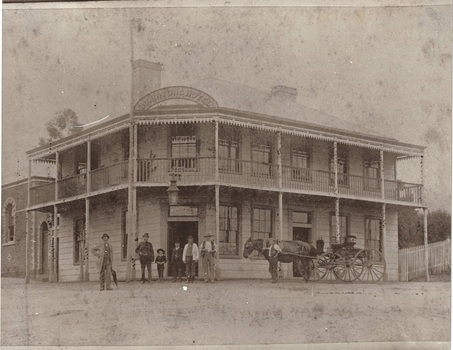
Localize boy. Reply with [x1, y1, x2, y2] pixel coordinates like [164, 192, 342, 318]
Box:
[171, 240, 184, 282]
[155, 249, 167, 282]
[182, 235, 199, 283]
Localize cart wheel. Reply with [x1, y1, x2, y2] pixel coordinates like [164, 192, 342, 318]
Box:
[356, 249, 386, 282]
[334, 254, 364, 282]
[315, 252, 342, 281]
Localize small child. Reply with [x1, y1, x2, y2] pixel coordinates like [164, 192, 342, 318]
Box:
[155, 249, 167, 282]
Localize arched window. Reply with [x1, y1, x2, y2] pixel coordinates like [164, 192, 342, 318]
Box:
[5, 203, 14, 242]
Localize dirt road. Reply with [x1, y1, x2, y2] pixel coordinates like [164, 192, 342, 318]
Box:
[1, 277, 450, 347]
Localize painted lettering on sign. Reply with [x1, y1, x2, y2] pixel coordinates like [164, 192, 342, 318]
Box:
[134, 86, 218, 111]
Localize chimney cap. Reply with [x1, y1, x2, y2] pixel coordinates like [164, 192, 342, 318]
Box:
[133, 59, 163, 71]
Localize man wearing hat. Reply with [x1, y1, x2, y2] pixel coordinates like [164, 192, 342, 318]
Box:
[200, 233, 217, 283]
[182, 235, 199, 283]
[90, 233, 114, 291]
[170, 239, 184, 282]
[135, 233, 154, 283]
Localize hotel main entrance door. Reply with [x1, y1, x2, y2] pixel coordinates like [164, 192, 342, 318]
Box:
[167, 221, 199, 277]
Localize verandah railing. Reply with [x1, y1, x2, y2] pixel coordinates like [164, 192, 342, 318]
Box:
[29, 157, 423, 206]
[91, 160, 129, 192]
[30, 181, 56, 206]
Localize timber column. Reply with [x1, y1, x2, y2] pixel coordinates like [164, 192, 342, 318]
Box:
[423, 208, 429, 282]
[214, 119, 221, 280]
[25, 159, 32, 284]
[333, 141, 340, 244]
[277, 130, 283, 241]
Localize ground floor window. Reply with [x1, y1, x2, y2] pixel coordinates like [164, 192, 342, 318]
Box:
[365, 217, 382, 252]
[252, 208, 272, 240]
[121, 209, 128, 260]
[330, 214, 349, 244]
[219, 205, 239, 256]
[73, 217, 85, 264]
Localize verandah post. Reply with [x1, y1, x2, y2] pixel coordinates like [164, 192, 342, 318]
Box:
[214, 119, 221, 280]
[381, 203, 387, 281]
[277, 130, 283, 242]
[423, 207, 429, 282]
[334, 141, 340, 244]
[380, 149, 385, 199]
[25, 159, 32, 284]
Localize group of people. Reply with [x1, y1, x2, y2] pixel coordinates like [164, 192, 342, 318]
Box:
[91, 232, 217, 291]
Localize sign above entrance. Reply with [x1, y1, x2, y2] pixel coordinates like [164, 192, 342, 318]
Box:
[134, 86, 219, 112]
[169, 205, 198, 217]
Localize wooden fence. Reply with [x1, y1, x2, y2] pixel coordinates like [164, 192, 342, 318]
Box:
[399, 238, 451, 281]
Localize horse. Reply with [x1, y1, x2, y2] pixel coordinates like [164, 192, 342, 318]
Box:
[243, 237, 318, 282]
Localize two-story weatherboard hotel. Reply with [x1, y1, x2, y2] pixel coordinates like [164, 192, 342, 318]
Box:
[13, 60, 426, 283]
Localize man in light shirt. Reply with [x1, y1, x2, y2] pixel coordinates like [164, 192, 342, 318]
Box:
[182, 235, 199, 283]
[200, 233, 217, 283]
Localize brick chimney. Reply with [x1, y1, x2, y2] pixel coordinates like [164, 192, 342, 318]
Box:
[132, 60, 163, 105]
[271, 85, 298, 102]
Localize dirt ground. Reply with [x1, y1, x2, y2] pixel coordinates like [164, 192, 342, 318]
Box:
[1, 277, 450, 347]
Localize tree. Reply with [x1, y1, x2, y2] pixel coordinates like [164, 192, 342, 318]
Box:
[398, 208, 451, 248]
[38, 109, 80, 146]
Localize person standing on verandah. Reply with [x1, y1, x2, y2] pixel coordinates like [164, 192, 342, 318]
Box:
[90, 233, 114, 291]
[200, 233, 217, 283]
[135, 233, 154, 283]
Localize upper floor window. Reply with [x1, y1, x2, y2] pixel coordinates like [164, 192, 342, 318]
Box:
[4, 203, 15, 243]
[219, 139, 240, 173]
[171, 136, 198, 169]
[330, 148, 349, 186]
[364, 159, 380, 191]
[252, 144, 272, 177]
[291, 150, 311, 181]
[330, 214, 349, 244]
[219, 205, 239, 256]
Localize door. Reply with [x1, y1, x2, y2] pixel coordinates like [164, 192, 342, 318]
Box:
[168, 221, 198, 277]
[293, 227, 310, 277]
[41, 222, 49, 275]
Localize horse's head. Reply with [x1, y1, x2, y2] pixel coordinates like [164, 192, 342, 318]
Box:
[243, 237, 261, 258]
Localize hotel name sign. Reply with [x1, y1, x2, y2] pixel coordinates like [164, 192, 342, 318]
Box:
[134, 86, 219, 112]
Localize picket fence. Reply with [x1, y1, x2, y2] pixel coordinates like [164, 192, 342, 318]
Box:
[399, 238, 451, 281]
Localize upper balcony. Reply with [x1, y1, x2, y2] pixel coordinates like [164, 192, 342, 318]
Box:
[29, 156, 423, 208]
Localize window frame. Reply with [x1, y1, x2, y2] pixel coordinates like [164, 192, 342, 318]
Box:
[73, 217, 85, 265]
[364, 216, 382, 252]
[329, 212, 349, 245]
[291, 147, 312, 182]
[251, 143, 273, 178]
[219, 204, 241, 258]
[251, 206, 274, 259]
[2, 198, 16, 245]
[363, 159, 381, 191]
[219, 138, 241, 174]
[121, 209, 128, 261]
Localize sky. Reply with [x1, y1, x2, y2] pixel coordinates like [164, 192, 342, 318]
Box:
[2, 3, 451, 210]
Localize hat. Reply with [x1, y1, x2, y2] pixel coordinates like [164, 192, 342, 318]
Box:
[204, 233, 214, 238]
[157, 248, 165, 254]
[187, 235, 194, 239]
[175, 239, 181, 244]
[143, 233, 149, 238]
[101, 233, 109, 239]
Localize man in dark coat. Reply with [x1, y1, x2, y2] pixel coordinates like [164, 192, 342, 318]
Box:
[171, 239, 184, 282]
[135, 233, 154, 283]
[90, 233, 114, 291]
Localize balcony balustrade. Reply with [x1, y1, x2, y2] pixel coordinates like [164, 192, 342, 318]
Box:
[30, 182, 56, 206]
[28, 157, 423, 207]
[91, 160, 128, 192]
[57, 174, 87, 199]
